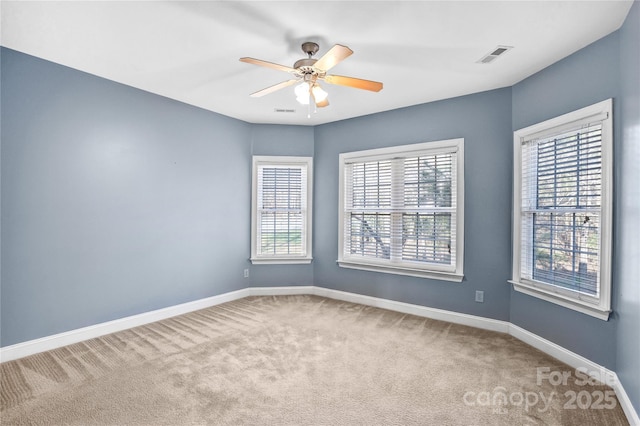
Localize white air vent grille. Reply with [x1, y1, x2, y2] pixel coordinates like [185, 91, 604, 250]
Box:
[477, 45, 513, 64]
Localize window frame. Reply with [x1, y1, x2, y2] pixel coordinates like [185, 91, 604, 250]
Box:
[251, 156, 313, 265]
[337, 139, 465, 282]
[510, 99, 613, 320]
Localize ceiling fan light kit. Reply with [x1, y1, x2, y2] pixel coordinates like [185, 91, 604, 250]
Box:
[240, 41, 383, 115]
[295, 82, 310, 104]
[294, 82, 328, 105]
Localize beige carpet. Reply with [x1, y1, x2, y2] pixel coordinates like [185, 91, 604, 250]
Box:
[0, 295, 629, 425]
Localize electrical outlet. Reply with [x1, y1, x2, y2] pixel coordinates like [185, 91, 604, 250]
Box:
[244, 269, 249, 278]
[475, 290, 484, 303]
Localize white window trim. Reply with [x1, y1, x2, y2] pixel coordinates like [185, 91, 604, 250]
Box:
[337, 139, 465, 282]
[510, 99, 613, 320]
[251, 156, 313, 265]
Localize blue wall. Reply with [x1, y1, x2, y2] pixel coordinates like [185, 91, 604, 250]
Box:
[1, 48, 253, 346]
[313, 88, 513, 321]
[616, 0, 640, 414]
[511, 32, 621, 369]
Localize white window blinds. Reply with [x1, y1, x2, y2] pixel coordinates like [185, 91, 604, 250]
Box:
[520, 123, 603, 297]
[251, 156, 312, 264]
[511, 98, 612, 320]
[257, 165, 306, 256]
[339, 139, 464, 281]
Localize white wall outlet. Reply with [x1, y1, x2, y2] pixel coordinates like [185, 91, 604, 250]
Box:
[475, 290, 484, 303]
[243, 269, 249, 278]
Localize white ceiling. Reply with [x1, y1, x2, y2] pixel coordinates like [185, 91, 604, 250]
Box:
[1, 1, 633, 126]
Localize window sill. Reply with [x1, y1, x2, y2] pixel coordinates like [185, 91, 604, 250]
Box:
[509, 280, 610, 321]
[250, 257, 313, 265]
[337, 260, 463, 282]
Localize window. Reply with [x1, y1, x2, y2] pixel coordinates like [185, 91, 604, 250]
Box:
[251, 156, 312, 264]
[338, 139, 464, 281]
[511, 99, 613, 320]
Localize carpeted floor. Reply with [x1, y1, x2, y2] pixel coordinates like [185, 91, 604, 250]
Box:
[0, 295, 629, 425]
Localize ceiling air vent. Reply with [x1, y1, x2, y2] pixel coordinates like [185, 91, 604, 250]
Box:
[477, 45, 513, 64]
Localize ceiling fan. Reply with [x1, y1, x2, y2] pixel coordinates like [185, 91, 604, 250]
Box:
[240, 42, 383, 109]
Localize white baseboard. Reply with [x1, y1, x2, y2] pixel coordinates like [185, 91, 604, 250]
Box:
[0, 288, 250, 363]
[612, 372, 640, 426]
[0, 286, 314, 363]
[248, 285, 315, 296]
[1, 285, 637, 424]
[312, 287, 510, 333]
[508, 324, 616, 381]
[508, 323, 640, 424]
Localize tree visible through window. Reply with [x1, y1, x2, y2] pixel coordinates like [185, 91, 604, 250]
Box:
[338, 139, 464, 281]
[529, 126, 602, 296]
[512, 99, 612, 320]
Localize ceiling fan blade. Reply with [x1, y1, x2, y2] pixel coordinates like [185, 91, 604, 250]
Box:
[249, 79, 299, 97]
[313, 44, 353, 72]
[240, 57, 297, 74]
[323, 74, 383, 92]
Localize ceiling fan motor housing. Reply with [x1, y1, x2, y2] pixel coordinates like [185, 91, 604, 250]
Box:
[294, 42, 321, 77]
[293, 58, 318, 71]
